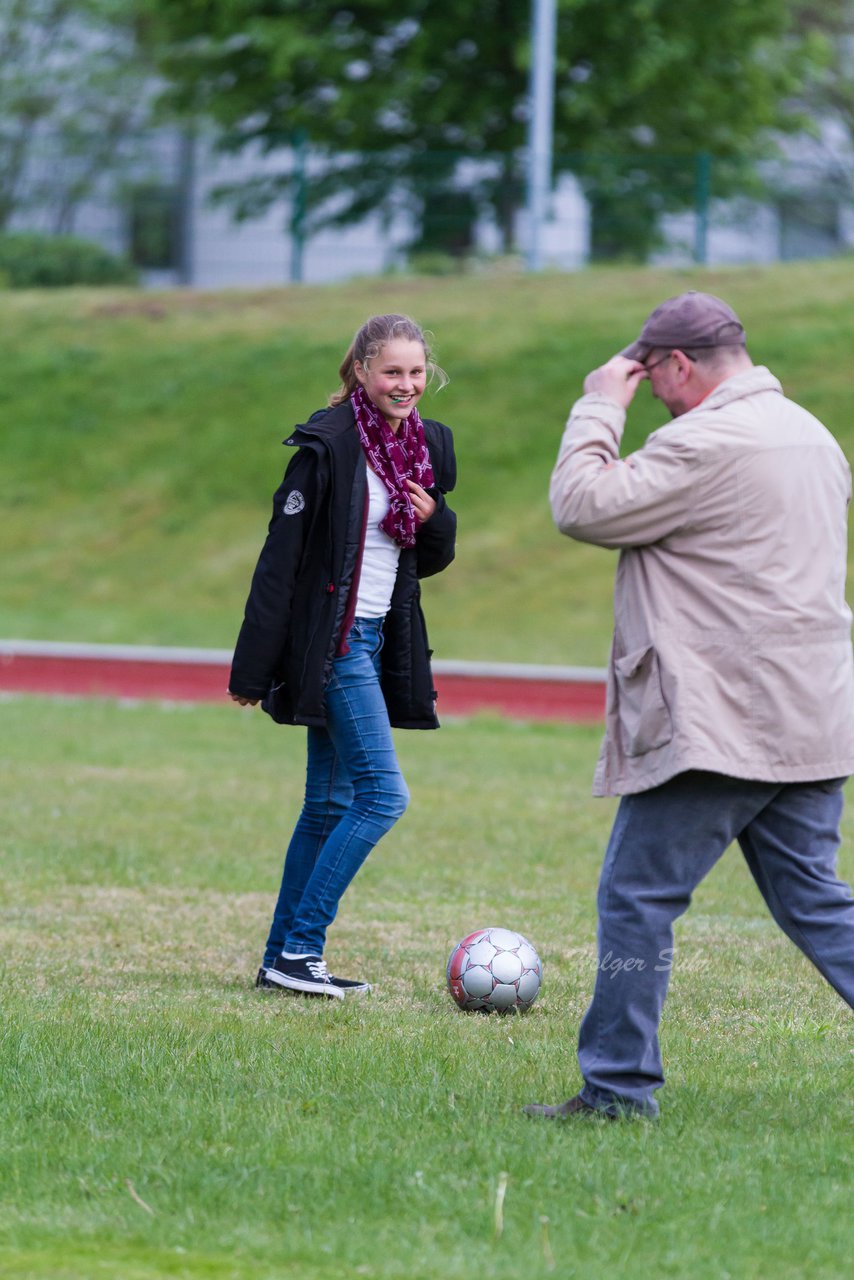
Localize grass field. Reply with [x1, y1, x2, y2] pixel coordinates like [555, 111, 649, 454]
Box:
[4, 259, 854, 664]
[2, 696, 852, 1280]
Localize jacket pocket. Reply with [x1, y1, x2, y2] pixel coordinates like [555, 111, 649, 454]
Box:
[614, 645, 673, 757]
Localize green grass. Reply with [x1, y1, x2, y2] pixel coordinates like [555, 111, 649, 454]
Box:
[5, 260, 854, 663]
[1, 696, 852, 1279]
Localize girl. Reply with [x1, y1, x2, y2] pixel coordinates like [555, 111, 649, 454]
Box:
[228, 314, 457, 997]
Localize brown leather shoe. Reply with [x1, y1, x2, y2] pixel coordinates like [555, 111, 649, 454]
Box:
[523, 1093, 616, 1120]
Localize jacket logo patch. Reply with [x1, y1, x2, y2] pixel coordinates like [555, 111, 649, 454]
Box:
[283, 490, 305, 515]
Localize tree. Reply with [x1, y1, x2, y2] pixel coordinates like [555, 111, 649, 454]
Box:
[787, 3, 854, 167]
[790, 3, 854, 123]
[143, 0, 818, 260]
[0, 0, 156, 233]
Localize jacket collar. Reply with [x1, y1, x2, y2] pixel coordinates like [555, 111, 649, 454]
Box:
[284, 400, 355, 446]
[686, 365, 782, 416]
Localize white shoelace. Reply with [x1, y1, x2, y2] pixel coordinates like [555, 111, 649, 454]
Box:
[306, 958, 330, 981]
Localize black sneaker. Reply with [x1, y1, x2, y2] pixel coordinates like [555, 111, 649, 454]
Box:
[325, 970, 371, 994]
[256, 958, 371, 997]
[262, 954, 347, 1000]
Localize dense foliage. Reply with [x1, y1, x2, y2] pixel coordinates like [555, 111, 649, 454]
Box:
[0, 1, 156, 233]
[0, 231, 136, 286]
[143, 0, 818, 257]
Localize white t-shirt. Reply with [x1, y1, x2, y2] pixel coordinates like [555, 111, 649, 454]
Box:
[355, 466, 402, 618]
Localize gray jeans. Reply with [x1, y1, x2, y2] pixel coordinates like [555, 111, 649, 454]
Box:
[578, 772, 854, 1117]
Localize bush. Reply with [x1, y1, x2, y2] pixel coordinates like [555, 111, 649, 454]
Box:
[0, 231, 137, 287]
[404, 251, 463, 276]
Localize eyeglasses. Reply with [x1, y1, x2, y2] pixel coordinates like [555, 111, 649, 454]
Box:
[643, 350, 698, 373]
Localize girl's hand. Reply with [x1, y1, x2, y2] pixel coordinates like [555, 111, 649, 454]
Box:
[406, 479, 437, 524]
[228, 690, 259, 706]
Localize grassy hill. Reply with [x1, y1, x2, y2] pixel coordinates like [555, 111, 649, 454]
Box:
[4, 259, 854, 665]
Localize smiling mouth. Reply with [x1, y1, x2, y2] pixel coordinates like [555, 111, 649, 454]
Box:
[390, 395, 411, 403]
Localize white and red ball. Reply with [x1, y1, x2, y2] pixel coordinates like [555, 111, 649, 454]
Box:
[446, 927, 542, 1013]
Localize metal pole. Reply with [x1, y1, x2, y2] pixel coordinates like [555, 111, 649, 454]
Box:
[175, 123, 197, 286]
[290, 130, 308, 284]
[525, 0, 557, 271]
[694, 151, 711, 265]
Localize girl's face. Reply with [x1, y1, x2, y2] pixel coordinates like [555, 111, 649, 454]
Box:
[355, 338, 427, 429]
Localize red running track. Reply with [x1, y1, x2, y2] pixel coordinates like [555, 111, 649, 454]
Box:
[0, 643, 607, 724]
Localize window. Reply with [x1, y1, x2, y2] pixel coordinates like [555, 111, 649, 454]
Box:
[126, 181, 181, 270]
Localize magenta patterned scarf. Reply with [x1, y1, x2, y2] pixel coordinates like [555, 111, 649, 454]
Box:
[351, 383, 435, 548]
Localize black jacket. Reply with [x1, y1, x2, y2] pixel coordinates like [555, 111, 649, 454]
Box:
[229, 401, 457, 729]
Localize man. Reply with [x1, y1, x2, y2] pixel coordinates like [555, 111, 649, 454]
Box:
[526, 291, 854, 1121]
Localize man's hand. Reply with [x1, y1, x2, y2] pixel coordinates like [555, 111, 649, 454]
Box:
[583, 355, 647, 409]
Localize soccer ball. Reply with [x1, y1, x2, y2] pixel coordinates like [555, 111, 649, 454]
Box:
[446, 927, 542, 1013]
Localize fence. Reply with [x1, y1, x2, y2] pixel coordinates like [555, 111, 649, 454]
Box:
[2, 129, 853, 288]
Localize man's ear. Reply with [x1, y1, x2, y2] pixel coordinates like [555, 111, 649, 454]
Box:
[672, 350, 694, 382]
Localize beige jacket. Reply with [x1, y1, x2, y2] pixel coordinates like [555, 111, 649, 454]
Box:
[550, 366, 854, 796]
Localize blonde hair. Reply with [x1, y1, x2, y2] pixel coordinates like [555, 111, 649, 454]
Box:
[329, 313, 449, 406]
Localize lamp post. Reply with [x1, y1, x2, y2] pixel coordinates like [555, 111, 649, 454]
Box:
[525, 0, 557, 271]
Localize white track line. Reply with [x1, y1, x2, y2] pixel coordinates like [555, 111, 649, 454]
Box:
[0, 639, 607, 684]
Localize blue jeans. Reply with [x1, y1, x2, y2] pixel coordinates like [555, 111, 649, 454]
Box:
[578, 772, 854, 1117]
[262, 618, 409, 962]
